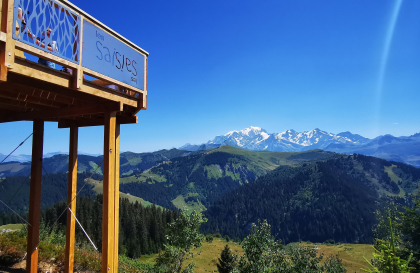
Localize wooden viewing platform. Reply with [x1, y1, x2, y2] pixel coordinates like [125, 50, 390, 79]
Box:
[0, 0, 148, 272]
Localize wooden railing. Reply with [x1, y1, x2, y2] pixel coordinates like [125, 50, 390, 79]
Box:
[0, 0, 148, 111]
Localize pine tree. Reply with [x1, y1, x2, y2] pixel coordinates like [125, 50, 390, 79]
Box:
[217, 244, 237, 273]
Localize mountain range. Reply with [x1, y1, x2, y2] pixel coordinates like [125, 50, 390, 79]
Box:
[180, 127, 420, 167]
[2, 143, 420, 244]
[0, 151, 101, 163]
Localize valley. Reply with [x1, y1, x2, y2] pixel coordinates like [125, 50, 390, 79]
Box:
[2, 145, 419, 245]
[0, 144, 419, 271]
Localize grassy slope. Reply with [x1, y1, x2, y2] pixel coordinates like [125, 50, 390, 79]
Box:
[172, 193, 206, 214]
[0, 224, 23, 231]
[87, 179, 155, 207]
[384, 165, 406, 197]
[314, 243, 374, 272]
[215, 146, 299, 171]
[120, 172, 167, 184]
[384, 165, 402, 183]
[0, 163, 26, 173]
[88, 162, 103, 175]
[354, 160, 407, 198]
[138, 238, 373, 273]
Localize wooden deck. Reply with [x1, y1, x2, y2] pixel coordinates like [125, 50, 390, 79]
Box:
[0, 57, 141, 126]
[0, 0, 148, 272]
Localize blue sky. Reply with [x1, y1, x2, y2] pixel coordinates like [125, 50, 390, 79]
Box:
[1, 0, 420, 155]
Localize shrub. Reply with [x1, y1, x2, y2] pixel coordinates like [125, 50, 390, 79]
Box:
[363, 217, 413, 273]
[155, 210, 207, 273]
[324, 239, 335, 245]
[217, 244, 237, 273]
[237, 219, 346, 273]
[0, 246, 24, 266]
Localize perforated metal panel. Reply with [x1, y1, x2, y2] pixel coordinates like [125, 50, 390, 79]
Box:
[13, 0, 81, 64]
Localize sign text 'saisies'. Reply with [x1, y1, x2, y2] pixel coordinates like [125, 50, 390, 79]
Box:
[82, 20, 145, 90]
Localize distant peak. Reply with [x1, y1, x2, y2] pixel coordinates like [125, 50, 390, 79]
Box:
[226, 126, 267, 136]
[246, 126, 263, 131]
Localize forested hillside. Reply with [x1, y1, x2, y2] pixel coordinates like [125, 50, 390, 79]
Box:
[119, 147, 340, 211]
[201, 154, 420, 244]
[2, 146, 419, 248]
[0, 196, 178, 259]
[0, 172, 99, 215]
[42, 196, 178, 258]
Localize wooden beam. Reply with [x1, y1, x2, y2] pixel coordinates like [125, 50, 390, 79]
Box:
[113, 122, 120, 272]
[82, 81, 137, 107]
[135, 93, 147, 114]
[65, 126, 78, 273]
[0, 90, 66, 109]
[0, 31, 6, 42]
[15, 41, 79, 69]
[0, 102, 123, 122]
[134, 56, 147, 114]
[58, 115, 137, 128]
[7, 69, 108, 105]
[0, 82, 82, 105]
[0, 42, 7, 81]
[0, 101, 123, 122]
[0, 97, 56, 111]
[9, 59, 138, 107]
[0, 0, 4, 32]
[12, 58, 73, 86]
[83, 67, 145, 95]
[26, 120, 44, 273]
[102, 112, 116, 273]
[0, 110, 58, 122]
[0, 103, 35, 112]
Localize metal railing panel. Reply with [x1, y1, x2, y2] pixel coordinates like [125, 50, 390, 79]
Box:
[12, 0, 81, 64]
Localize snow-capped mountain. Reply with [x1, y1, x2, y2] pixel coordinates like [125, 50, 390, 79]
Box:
[180, 126, 420, 167]
[208, 126, 271, 150]
[204, 126, 370, 152]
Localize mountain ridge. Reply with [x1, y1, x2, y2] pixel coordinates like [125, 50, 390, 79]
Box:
[181, 126, 420, 167]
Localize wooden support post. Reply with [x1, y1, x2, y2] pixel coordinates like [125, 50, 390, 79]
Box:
[26, 120, 44, 273]
[102, 112, 116, 273]
[113, 122, 120, 272]
[65, 126, 78, 273]
[72, 17, 83, 90]
[0, 0, 15, 81]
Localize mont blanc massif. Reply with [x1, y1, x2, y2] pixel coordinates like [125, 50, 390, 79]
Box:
[181, 126, 420, 168]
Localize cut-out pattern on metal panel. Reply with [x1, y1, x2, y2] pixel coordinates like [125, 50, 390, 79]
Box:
[13, 0, 81, 64]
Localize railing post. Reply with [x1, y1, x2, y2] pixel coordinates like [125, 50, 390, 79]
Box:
[102, 111, 116, 273]
[65, 125, 78, 273]
[113, 122, 120, 272]
[0, 0, 15, 81]
[26, 120, 44, 273]
[72, 16, 83, 90]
